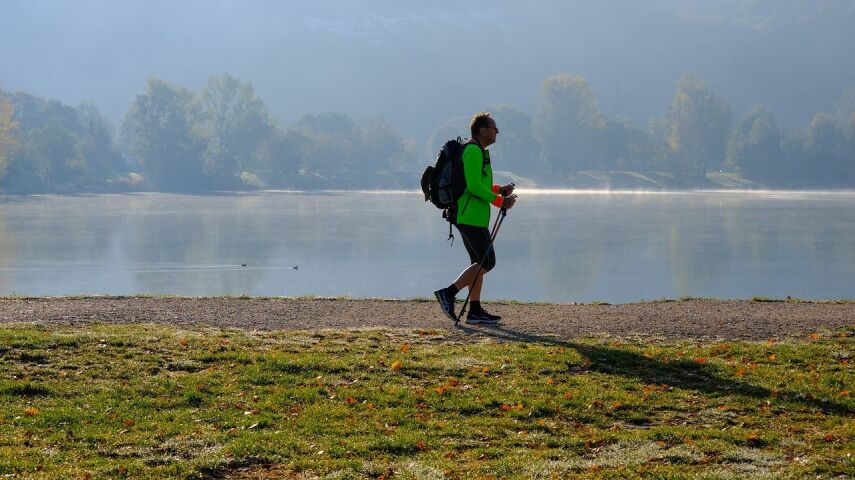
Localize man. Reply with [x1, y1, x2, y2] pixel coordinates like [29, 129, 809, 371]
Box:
[434, 112, 515, 324]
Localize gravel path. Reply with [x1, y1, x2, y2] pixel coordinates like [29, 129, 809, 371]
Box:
[1, 297, 853, 341]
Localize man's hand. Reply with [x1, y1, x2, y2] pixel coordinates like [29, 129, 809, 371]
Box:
[500, 184, 515, 196]
[501, 195, 516, 210]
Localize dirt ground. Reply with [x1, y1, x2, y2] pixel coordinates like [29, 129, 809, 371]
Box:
[1, 296, 853, 341]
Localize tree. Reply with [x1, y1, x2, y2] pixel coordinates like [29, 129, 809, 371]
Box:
[803, 113, 848, 186]
[251, 128, 306, 188]
[0, 93, 18, 181]
[120, 78, 206, 191]
[30, 120, 87, 188]
[76, 102, 122, 181]
[1, 90, 122, 192]
[293, 113, 415, 188]
[726, 107, 782, 182]
[532, 74, 606, 175]
[667, 73, 732, 175]
[293, 113, 357, 186]
[488, 105, 545, 178]
[353, 118, 409, 176]
[427, 116, 469, 161]
[199, 74, 275, 187]
[603, 116, 655, 171]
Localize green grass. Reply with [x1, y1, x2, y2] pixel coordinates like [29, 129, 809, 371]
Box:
[0, 323, 852, 479]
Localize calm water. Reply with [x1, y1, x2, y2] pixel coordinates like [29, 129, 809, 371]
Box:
[1, 190, 854, 303]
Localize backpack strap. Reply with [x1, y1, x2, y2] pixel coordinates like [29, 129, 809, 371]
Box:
[465, 139, 489, 175]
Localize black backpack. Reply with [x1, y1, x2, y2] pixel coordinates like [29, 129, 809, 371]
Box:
[421, 137, 468, 210]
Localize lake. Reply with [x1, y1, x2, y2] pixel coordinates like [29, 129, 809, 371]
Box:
[1, 190, 853, 303]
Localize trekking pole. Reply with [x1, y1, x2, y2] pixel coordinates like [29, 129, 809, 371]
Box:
[455, 195, 514, 324]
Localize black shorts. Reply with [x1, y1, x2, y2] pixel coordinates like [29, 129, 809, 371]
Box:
[454, 223, 496, 272]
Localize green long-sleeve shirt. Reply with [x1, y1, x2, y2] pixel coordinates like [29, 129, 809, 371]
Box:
[455, 143, 501, 227]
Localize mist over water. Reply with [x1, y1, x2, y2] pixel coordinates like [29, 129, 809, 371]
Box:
[1, 191, 853, 302]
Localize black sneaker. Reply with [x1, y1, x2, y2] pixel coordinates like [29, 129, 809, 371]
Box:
[434, 288, 457, 321]
[465, 310, 500, 325]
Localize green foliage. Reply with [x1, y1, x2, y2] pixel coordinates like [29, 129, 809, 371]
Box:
[294, 113, 415, 188]
[603, 116, 656, 171]
[533, 74, 607, 175]
[0, 93, 18, 180]
[198, 74, 275, 188]
[801, 113, 852, 186]
[0, 89, 124, 193]
[120, 78, 207, 191]
[488, 105, 546, 176]
[727, 107, 782, 181]
[667, 73, 732, 175]
[5, 74, 855, 192]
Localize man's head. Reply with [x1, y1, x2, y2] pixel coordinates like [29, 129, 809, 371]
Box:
[470, 112, 498, 147]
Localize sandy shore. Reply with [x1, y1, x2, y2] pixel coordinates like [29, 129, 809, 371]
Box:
[1, 296, 853, 341]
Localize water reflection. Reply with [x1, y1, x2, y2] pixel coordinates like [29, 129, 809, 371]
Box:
[0, 191, 853, 301]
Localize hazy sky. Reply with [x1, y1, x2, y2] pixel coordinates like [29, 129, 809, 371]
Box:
[2, 0, 854, 138]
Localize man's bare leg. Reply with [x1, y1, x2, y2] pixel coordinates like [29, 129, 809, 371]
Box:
[453, 263, 485, 301]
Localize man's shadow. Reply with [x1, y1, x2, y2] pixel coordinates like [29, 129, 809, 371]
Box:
[456, 323, 853, 416]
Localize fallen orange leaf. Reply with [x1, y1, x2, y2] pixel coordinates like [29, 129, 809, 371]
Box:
[400, 344, 410, 353]
[823, 433, 835, 442]
[435, 386, 448, 395]
[694, 357, 707, 364]
[768, 354, 777, 361]
[391, 361, 402, 371]
[839, 390, 850, 397]
[23, 407, 39, 416]
[448, 379, 460, 387]
[564, 391, 573, 400]
[123, 419, 135, 427]
[416, 440, 426, 451]
[180, 338, 189, 347]
[546, 378, 555, 385]
[735, 368, 746, 377]
[346, 396, 357, 405]
[809, 332, 820, 341]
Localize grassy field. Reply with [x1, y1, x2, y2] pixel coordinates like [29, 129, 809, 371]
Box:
[0, 322, 852, 479]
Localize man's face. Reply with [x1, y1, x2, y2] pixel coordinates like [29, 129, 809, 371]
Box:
[481, 119, 499, 146]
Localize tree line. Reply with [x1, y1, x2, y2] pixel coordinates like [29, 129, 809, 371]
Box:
[0, 75, 417, 193]
[1, 73, 854, 193]
[492, 73, 855, 188]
